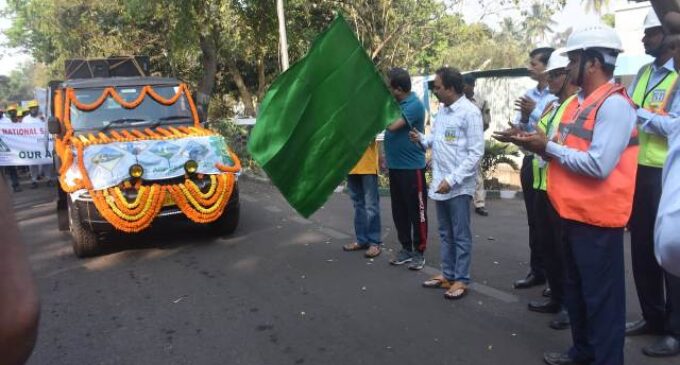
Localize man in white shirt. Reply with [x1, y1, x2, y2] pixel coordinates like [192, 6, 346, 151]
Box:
[411, 67, 484, 300]
[463, 74, 491, 217]
[0, 108, 11, 124]
[22, 100, 52, 189]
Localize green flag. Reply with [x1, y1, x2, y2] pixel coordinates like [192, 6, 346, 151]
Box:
[248, 15, 401, 217]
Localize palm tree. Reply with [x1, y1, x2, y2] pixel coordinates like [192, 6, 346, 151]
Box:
[499, 17, 522, 43]
[583, 0, 610, 15]
[523, 2, 557, 45]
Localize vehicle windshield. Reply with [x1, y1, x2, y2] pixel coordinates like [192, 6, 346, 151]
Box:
[69, 85, 194, 132]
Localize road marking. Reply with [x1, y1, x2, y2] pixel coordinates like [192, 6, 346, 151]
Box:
[420, 262, 519, 303]
[318, 227, 350, 240]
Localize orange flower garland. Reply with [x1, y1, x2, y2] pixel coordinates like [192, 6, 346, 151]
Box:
[216, 149, 242, 173]
[168, 173, 235, 223]
[90, 184, 166, 233]
[51, 81, 241, 232]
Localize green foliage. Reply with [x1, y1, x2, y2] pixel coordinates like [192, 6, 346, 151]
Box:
[601, 13, 615, 28]
[584, 0, 610, 15]
[3, 0, 571, 116]
[208, 118, 262, 174]
[481, 140, 520, 180]
[0, 61, 48, 105]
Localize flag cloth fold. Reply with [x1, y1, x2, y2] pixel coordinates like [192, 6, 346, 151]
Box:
[247, 15, 402, 217]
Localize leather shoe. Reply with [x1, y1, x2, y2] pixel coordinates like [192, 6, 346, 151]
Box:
[475, 207, 489, 216]
[626, 319, 662, 336]
[543, 287, 552, 298]
[543, 352, 588, 365]
[643, 335, 680, 357]
[549, 309, 570, 330]
[528, 299, 560, 314]
[514, 272, 546, 289]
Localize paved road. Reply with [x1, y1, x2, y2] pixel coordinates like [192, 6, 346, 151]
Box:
[12, 177, 671, 364]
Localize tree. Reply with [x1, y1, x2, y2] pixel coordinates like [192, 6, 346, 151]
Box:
[523, 2, 557, 45]
[583, 0, 610, 14]
[601, 13, 615, 27]
[0, 62, 48, 105]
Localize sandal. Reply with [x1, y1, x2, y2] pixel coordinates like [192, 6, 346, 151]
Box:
[422, 275, 452, 289]
[444, 281, 468, 300]
[364, 245, 381, 258]
[343, 242, 368, 251]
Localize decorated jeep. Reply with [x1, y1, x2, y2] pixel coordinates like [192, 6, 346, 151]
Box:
[48, 57, 241, 257]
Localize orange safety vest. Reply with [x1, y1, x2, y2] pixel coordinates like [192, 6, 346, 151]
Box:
[547, 83, 639, 228]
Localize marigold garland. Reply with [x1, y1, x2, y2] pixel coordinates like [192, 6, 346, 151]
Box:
[52, 80, 240, 232]
[216, 149, 242, 173]
[72, 173, 236, 232]
[90, 184, 166, 233]
[167, 173, 235, 224]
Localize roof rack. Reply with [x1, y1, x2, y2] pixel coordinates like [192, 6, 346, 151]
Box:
[64, 56, 150, 80]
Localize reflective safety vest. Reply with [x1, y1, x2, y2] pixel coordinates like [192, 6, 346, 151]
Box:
[631, 63, 678, 167]
[533, 95, 578, 191]
[547, 84, 639, 228]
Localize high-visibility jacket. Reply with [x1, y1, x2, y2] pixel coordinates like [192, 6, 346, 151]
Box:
[532, 95, 578, 191]
[631, 63, 678, 167]
[547, 84, 639, 228]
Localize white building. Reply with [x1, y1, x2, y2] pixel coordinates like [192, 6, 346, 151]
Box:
[615, 1, 654, 81]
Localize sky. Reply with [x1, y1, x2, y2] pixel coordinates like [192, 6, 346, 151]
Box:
[0, 0, 631, 76]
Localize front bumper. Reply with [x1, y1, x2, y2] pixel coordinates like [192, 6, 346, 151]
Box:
[70, 177, 239, 232]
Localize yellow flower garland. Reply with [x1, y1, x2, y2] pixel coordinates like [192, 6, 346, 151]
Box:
[84, 173, 235, 232]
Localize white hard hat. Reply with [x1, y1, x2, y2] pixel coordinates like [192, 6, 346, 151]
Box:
[644, 8, 662, 30]
[561, 24, 624, 54]
[544, 49, 569, 73]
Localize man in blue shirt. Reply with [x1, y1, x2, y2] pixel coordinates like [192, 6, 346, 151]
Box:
[385, 68, 428, 271]
[513, 47, 557, 292]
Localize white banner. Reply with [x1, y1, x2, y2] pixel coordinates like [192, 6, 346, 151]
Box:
[0, 123, 54, 166]
[63, 135, 237, 191]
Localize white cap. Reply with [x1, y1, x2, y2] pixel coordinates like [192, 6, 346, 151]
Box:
[544, 49, 569, 73]
[561, 24, 624, 55]
[644, 8, 662, 30]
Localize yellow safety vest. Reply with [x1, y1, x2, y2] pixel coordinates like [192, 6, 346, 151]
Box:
[631, 63, 678, 167]
[532, 95, 578, 191]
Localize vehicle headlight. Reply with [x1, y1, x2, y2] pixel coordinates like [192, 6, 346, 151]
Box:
[129, 164, 144, 178]
[184, 160, 198, 174]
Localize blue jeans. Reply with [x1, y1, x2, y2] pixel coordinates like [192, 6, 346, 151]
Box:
[436, 195, 473, 284]
[347, 174, 381, 246]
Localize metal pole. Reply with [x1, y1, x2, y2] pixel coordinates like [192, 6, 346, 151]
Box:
[276, 0, 290, 71]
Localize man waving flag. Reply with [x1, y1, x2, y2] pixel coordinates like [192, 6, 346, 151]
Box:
[248, 15, 402, 217]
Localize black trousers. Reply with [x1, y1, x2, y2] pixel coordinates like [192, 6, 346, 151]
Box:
[629, 165, 680, 335]
[562, 221, 625, 365]
[534, 190, 564, 304]
[388, 169, 428, 253]
[520, 155, 543, 278]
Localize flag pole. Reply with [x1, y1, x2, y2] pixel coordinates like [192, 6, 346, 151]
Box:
[276, 0, 290, 71]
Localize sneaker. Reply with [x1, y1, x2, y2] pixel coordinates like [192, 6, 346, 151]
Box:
[389, 249, 413, 265]
[12, 185, 22, 193]
[30, 182, 38, 189]
[408, 252, 426, 270]
[475, 207, 489, 216]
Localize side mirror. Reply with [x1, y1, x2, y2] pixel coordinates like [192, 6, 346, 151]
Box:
[47, 116, 62, 135]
